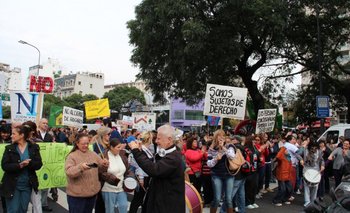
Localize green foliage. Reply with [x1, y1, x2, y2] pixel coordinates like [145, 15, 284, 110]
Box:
[2, 105, 10, 119]
[103, 86, 145, 112]
[128, 0, 350, 118]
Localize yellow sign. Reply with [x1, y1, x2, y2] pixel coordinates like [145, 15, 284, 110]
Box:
[84, 98, 111, 119]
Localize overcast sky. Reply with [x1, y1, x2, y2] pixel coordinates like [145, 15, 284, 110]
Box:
[0, 0, 142, 85]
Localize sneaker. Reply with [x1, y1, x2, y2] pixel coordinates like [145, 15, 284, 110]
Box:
[261, 189, 268, 193]
[296, 189, 301, 195]
[265, 188, 274, 192]
[274, 203, 283, 207]
[288, 196, 295, 201]
[284, 201, 291, 205]
[246, 205, 255, 209]
[235, 207, 239, 212]
[252, 203, 259, 208]
[255, 194, 262, 199]
[304, 202, 310, 207]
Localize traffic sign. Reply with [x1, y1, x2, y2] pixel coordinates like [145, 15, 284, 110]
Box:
[316, 96, 329, 118]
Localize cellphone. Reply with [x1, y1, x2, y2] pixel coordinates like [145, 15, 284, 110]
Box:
[87, 163, 98, 168]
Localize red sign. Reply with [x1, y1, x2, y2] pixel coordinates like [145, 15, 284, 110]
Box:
[29, 75, 54, 93]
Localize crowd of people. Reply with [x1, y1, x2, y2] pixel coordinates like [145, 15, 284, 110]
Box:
[0, 117, 350, 213]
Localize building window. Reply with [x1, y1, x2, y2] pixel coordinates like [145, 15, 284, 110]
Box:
[185, 110, 204, 121]
[78, 81, 81, 85]
[90, 84, 92, 89]
[173, 110, 184, 120]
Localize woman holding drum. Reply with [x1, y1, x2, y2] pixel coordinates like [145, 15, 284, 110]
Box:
[299, 140, 324, 207]
[99, 138, 134, 213]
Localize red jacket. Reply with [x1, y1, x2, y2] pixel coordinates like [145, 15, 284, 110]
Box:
[276, 147, 292, 181]
[255, 143, 269, 167]
[185, 149, 205, 174]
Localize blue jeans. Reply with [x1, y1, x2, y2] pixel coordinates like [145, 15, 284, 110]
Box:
[6, 187, 31, 213]
[220, 178, 246, 213]
[102, 191, 128, 213]
[67, 195, 96, 213]
[211, 175, 234, 208]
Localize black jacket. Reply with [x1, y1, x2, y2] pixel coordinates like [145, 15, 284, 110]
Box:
[0, 142, 43, 198]
[131, 145, 185, 213]
[37, 131, 53, 142]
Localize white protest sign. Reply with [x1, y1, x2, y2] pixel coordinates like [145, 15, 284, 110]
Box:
[132, 112, 156, 132]
[203, 84, 248, 120]
[62, 106, 83, 127]
[255, 109, 277, 134]
[10, 90, 44, 123]
[122, 115, 134, 126]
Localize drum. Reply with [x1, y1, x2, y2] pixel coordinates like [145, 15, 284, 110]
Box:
[303, 167, 321, 187]
[123, 176, 138, 192]
[185, 181, 203, 213]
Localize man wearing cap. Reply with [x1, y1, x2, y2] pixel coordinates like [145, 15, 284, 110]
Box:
[128, 124, 185, 213]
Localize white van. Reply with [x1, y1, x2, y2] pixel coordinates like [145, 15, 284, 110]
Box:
[318, 124, 350, 144]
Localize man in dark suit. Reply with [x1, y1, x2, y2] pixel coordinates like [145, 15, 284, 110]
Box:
[37, 118, 54, 212]
[129, 125, 185, 213]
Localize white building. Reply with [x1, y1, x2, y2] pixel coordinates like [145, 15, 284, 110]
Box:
[54, 71, 105, 98]
[0, 62, 23, 93]
[27, 58, 66, 90]
[104, 80, 147, 93]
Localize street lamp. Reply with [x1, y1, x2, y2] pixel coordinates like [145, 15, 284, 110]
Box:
[18, 40, 41, 76]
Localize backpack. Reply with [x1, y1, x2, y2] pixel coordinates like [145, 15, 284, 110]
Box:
[241, 147, 257, 174]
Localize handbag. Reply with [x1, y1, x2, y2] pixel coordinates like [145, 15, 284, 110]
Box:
[226, 148, 245, 175]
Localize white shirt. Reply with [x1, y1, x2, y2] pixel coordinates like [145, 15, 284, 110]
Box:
[284, 142, 299, 166]
[101, 151, 126, 193]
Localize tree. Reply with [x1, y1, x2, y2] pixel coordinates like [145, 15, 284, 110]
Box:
[43, 94, 67, 118]
[2, 105, 11, 119]
[103, 86, 145, 112]
[128, 0, 350, 119]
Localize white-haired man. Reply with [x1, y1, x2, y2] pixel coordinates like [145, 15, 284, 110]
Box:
[129, 125, 185, 213]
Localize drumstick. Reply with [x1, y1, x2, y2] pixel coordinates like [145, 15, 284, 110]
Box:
[96, 143, 105, 159]
[135, 175, 147, 192]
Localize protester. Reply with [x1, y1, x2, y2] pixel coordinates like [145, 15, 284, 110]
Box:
[0, 126, 11, 143]
[65, 133, 109, 213]
[37, 118, 54, 212]
[207, 129, 236, 213]
[299, 140, 324, 207]
[129, 131, 154, 213]
[184, 136, 205, 193]
[317, 139, 332, 198]
[99, 138, 131, 213]
[272, 147, 293, 206]
[200, 139, 213, 207]
[128, 124, 185, 213]
[0, 125, 43, 212]
[328, 138, 350, 187]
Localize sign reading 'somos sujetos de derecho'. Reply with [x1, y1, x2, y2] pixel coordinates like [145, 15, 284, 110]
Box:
[203, 84, 248, 120]
[255, 109, 277, 134]
[62, 106, 83, 127]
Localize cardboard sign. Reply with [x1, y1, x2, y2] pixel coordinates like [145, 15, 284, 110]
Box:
[255, 109, 277, 134]
[29, 75, 54, 93]
[203, 84, 247, 120]
[132, 112, 156, 132]
[122, 115, 134, 126]
[84, 98, 110, 120]
[10, 90, 44, 123]
[62, 106, 83, 127]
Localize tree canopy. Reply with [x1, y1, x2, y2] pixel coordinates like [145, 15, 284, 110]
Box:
[103, 86, 145, 112]
[128, 0, 350, 120]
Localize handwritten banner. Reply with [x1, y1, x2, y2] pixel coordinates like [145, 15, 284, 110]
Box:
[255, 109, 277, 134]
[84, 98, 110, 120]
[203, 84, 247, 120]
[62, 106, 83, 127]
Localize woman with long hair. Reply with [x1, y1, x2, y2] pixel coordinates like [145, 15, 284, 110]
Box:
[184, 136, 206, 193]
[65, 133, 109, 213]
[92, 127, 111, 157]
[129, 131, 154, 213]
[244, 135, 260, 209]
[99, 138, 132, 213]
[207, 130, 236, 213]
[0, 125, 43, 212]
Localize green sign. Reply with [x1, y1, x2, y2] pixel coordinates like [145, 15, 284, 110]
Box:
[0, 93, 10, 101]
[48, 105, 63, 127]
[0, 143, 94, 189]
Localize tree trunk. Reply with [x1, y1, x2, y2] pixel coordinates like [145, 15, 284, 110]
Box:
[239, 72, 265, 120]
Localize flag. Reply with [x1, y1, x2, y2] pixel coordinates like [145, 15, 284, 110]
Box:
[207, 116, 220, 126]
[48, 105, 63, 127]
